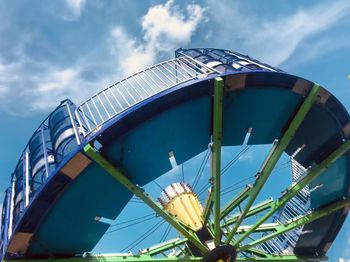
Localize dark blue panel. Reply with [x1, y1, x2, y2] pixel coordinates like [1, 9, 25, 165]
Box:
[222, 87, 302, 145]
[28, 162, 131, 254]
[104, 97, 211, 186]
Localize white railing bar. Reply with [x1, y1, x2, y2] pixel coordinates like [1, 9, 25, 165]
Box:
[156, 64, 177, 85]
[110, 85, 124, 109]
[177, 52, 221, 74]
[137, 72, 158, 93]
[119, 80, 138, 103]
[66, 104, 81, 145]
[127, 75, 151, 97]
[177, 58, 202, 76]
[127, 79, 145, 101]
[147, 66, 170, 88]
[85, 103, 98, 128]
[75, 109, 87, 136]
[134, 73, 157, 94]
[167, 61, 188, 80]
[40, 126, 50, 178]
[103, 91, 118, 115]
[24, 151, 30, 207]
[97, 94, 111, 119]
[8, 179, 15, 239]
[115, 84, 132, 106]
[178, 56, 205, 74]
[161, 62, 186, 83]
[174, 60, 193, 78]
[77, 56, 215, 108]
[180, 56, 212, 75]
[91, 98, 104, 124]
[143, 69, 164, 90]
[178, 61, 200, 78]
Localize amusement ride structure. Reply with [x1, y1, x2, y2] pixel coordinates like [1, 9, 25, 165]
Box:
[0, 48, 350, 261]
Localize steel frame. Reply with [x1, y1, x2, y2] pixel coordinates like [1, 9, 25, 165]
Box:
[62, 81, 350, 262]
[224, 84, 321, 245]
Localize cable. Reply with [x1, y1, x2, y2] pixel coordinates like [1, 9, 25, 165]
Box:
[129, 201, 144, 204]
[106, 215, 157, 234]
[221, 176, 255, 194]
[159, 224, 172, 243]
[153, 181, 163, 191]
[196, 145, 253, 197]
[182, 164, 185, 182]
[192, 148, 210, 190]
[221, 145, 251, 176]
[221, 184, 251, 197]
[109, 213, 155, 228]
[121, 220, 166, 252]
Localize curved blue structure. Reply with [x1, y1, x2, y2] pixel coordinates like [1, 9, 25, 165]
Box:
[0, 48, 349, 261]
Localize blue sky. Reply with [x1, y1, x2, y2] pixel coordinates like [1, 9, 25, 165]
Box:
[0, 0, 350, 261]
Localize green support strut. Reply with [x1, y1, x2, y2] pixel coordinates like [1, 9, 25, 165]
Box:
[239, 198, 350, 252]
[211, 77, 223, 246]
[84, 145, 208, 254]
[224, 84, 320, 245]
[233, 139, 350, 246]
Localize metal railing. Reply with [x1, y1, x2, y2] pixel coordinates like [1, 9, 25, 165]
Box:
[75, 56, 219, 136]
[259, 157, 311, 254]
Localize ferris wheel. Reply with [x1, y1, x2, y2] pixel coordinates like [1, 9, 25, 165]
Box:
[0, 48, 349, 262]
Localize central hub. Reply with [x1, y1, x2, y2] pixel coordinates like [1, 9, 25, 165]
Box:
[158, 182, 204, 231]
[202, 245, 237, 262]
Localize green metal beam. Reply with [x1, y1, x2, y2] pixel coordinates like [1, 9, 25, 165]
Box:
[220, 185, 251, 219]
[84, 145, 208, 254]
[211, 77, 224, 246]
[235, 223, 279, 234]
[202, 187, 213, 226]
[224, 84, 320, 244]
[6, 254, 325, 262]
[233, 139, 350, 246]
[5, 257, 201, 262]
[236, 255, 327, 261]
[243, 248, 269, 258]
[223, 198, 274, 227]
[225, 198, 273, 226]
[239, 198, 350, 252]
[141, 239, 187, 256]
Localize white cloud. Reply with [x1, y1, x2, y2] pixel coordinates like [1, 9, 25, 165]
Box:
[64, 0, 86, 19]
[111, 0, 205, 76]
[0, 53, 109, 114]
[207, 0, 350, 66]
[141, 0, 204, 52]
[111, 27, 156, 77]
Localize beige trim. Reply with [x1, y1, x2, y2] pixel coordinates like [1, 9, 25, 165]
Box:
[342, 122, 350, 139]
[61, 152, 91, 179]
[7, 232, 33, 254]
[292, 79, 311, 96]
[317, 87, 331, 104]
[225, 74, 247, 91]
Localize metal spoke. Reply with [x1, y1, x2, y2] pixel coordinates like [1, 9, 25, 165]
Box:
[206, 77, 224, 246]
[220, 185, 251, 219]
[223, 198, 274, 227]
[233, 139, 350, 246]
[5, 257, 203, 262]
[239, 198, 350, 252]
[224, 84, 320, 244]
[140, 238, 188, 256]
[84, 144, 208, 254]
[202, 187, 213, 226]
